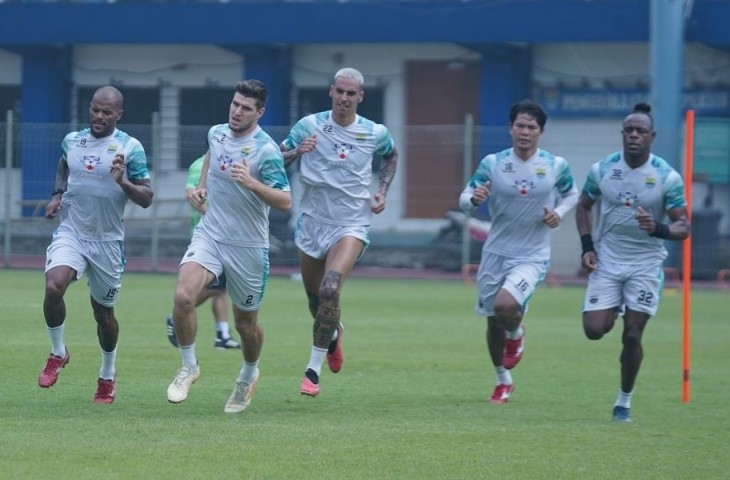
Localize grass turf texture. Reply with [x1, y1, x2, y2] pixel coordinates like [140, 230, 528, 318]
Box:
[2, 269, 728, 479]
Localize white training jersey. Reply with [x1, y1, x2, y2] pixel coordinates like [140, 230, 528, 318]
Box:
[582, 152, 686, 264]
[459, 148, 578, 261]
[57, 128, 149, 241]
[199, 124, 290, 247]
[281, 111, 396, 226]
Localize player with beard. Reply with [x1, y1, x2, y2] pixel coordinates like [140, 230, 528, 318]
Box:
[166, 80, 291, 413]
[280, 68, 399, 397]
[39, 85, 153, 404]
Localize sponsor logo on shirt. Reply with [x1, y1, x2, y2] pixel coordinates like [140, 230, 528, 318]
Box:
[514, 179, 535, 196]
[334, 143, 353, 160]
[83, 155, 101, 171]
[617, 191, 639, 207]
[217, 154, 234, 172]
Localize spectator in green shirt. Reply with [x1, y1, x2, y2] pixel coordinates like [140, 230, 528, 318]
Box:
[165, 155, 240, 350]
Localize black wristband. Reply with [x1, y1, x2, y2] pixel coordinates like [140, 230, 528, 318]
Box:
[51, 188, 65, 196]
[581, 234, 595, 256]
[649, 222, 670, 239]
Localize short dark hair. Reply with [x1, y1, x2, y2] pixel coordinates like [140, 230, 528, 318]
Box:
[509, 99, 547, 129]
[629, 102, 654, 128]
[235, 79, 268, 109]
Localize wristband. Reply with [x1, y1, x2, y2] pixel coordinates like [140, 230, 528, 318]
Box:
[649, 222, 670, 239]
[51, 188, 65, 196]
[470, 197, 479, 207]
[580, 234, 595, 256]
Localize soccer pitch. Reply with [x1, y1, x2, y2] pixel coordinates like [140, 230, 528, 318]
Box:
[2, 268, 728, 479]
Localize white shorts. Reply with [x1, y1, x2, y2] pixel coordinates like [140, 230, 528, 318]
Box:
[582, 259, 664, 316]
[45, 234, 125, 307]
[180, 229, 269, 312]
[475, 253, 549, 317]
[295, 213, 370, 260]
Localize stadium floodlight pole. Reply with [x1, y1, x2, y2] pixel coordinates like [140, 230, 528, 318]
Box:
[682, 109, 695, 404]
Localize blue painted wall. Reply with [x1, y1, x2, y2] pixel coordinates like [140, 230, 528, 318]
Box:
[1, 1, 727, 45]
[13, 46, 72, 212]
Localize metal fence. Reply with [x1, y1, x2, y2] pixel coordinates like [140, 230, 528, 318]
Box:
[2, 114, 727, 282]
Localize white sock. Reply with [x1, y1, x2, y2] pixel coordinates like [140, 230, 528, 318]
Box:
[496, 366, 513, 385]
[306, 347, 328, 376]
[47, 324, 66, 357]
[180, 343, 198, 369]
[615, 390, 633, 408]
[216, 321, 230, 339]
[238, 360, 259, 385]
[99, 348, 116, 380]
[505, 325, 524, 340]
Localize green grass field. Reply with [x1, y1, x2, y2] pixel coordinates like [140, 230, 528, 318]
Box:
[1, 268, 728, 479]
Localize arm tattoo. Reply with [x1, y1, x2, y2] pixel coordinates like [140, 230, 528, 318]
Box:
[282, 148, 300, 169]
[377, 150, 398, 195]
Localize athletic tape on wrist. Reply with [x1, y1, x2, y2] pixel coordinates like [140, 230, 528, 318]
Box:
[649, 222, 670, 239]
[581, 234, 595, 256]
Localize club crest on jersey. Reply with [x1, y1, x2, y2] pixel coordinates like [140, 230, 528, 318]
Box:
[355, 133, 367, 142]
[617, 191, 639, 207]
[514, 179, 535, 196]
[82, 155, 101, 171]
[107, 145, 118, 154]
[334, 143, 353, 160]
[645, 176, 656, 188]
[535, 167, 546, 179]
[217, 155, 234, 172]
[240, 147, 252, 157]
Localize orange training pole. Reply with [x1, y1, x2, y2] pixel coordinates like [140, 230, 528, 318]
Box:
[682, 109, 694, 403]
